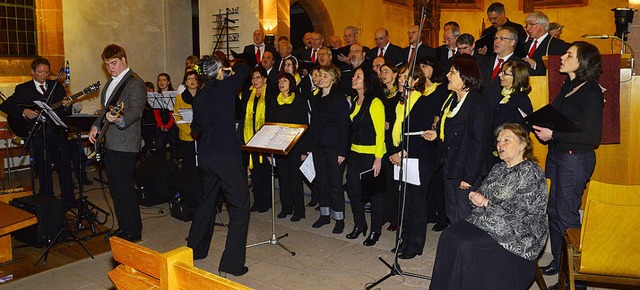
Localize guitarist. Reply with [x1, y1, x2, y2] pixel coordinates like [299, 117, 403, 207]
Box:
[0, 57, 76, 209]
[89, 44, 146, 242]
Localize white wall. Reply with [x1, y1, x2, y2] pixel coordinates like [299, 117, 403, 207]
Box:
[62, 0, 191, 114]
[198, 0, 260, 58]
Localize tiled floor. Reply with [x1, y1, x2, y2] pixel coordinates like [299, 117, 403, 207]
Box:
[0, 169, 609, 289]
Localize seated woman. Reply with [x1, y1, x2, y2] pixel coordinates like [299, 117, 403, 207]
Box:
[430, 123, 548, 290]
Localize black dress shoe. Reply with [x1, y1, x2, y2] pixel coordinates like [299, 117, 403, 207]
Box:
[312, 215, 331, 228]
[548, 282, 587, 290]
[398, 251, 420, 260]
[540, 264, 559, 276]
[432, 223, 448, 232]
[332, 220, 345, 234]
[290, 215, 304, 222]
[363, 231, 380, 246]
[277, 211, 290, 219]
[120, 233, 142, 243]
[219, 266, 249, 278]
[346, 226, 367, 239]
[391, 244, 407, 254]
[105, 228, 125, 240]
[306, 200, 318, 207]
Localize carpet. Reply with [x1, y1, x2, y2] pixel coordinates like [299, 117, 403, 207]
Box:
[0, 214, 112, 285]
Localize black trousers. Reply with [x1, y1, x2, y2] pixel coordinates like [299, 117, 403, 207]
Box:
[32, 129, 74, 208]
[313, 148, 345, 219]
[276, 152, 305, 217]
[249, 153, 272, 210]
[546, 149, 595, 268]
[187, 152, 250, 274]
[155, 126, 178, 159]
[346, 151, 383, 232]
[399, 160, 434, 254]
[104, 149, 142, 236]
[383, 156, 399, 227]
[427, 165, 448, 225]
[442, 160, 482, 224]
[177, 140, 196, 169]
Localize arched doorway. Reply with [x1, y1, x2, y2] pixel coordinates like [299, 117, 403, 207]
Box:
[290, 0, 334, 51]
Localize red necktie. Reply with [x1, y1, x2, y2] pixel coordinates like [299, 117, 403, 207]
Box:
[408, 47, 416, 63]
[40, 84, 47, 95]
[491, 58, 504, 81]
[527, 40, 538, 58]
[255, 46, 261, 64]
[449, 49, 455, 58]
[378, 48, 384, 57]
[310, 49, 317, 63]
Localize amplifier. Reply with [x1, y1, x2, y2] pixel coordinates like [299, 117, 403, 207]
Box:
[9, 195, 65, 246]
[169, 195, 195, 222]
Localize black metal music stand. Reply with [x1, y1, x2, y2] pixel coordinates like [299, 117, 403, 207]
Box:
[31, 101, 93, 266]
[63, 114, 110, 237]
[242, 123, 307, 256]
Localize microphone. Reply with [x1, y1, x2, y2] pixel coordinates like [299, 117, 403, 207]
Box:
[65, 60, 70, 86]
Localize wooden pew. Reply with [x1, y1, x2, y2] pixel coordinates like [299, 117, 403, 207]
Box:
[0, 201, 37, 263]
[108, 237, 251, 290]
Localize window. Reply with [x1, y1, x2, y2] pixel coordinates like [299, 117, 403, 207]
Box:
[0, 0, 37, 56]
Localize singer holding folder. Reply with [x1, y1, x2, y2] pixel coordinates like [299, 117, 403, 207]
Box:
[345, 67, 386, 245]
[533, 42, 603, 283]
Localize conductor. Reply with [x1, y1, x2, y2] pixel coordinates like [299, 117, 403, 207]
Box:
[186, 56, 251, 277]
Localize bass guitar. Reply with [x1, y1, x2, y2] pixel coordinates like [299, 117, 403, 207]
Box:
[7, 82, 100, 138]
[87, 100, 124, 161]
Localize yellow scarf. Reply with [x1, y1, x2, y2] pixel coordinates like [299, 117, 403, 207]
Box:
[392, 90, 423, 146]
[385, 86, 397, 99]
[499, 87, 514, 104]
[243, 85, 267, 168]
[439, 91, 469, 141]
[277, 91, 295, 105]
[294, 73, 301, 84]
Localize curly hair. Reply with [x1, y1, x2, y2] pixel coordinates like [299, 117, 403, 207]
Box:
[494, 122, 537, 162]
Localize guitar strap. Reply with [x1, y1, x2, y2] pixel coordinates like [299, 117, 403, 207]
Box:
[98, 74, 133, 128]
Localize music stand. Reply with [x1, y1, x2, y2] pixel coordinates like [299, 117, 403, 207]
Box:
[242, 122, 307, 256]
[62, 114, 110, 237]
[32, 101, 93, 266]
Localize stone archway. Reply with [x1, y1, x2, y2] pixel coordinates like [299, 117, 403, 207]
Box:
[290, 0, 334, 42]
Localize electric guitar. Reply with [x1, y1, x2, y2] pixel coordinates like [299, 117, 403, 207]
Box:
[7, 82, 100, 138]
[88, 100, 124, 161]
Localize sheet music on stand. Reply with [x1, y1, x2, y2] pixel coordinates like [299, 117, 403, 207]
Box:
[174, 108, 193, 124]
[242, 123, 307, 155]
[33, 101, 68, 129]
[146, 91, 178, 110]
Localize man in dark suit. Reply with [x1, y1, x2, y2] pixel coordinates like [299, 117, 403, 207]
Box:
[276, 39, 296, 71]
[298, 31, 324, 75]
[456, 33, 483, 63]
[0, 57, 75, 209]
[240, 29, 277, 68]
[401, 25, 436, 66]
[479, 26, 521, 108]
[89, 44, 147, 242]
[522, 11, 568, 76]
[476, 2, 527, 58]
[435, 27, 461, 73]
[366, 27, 404, 66]
[261, 51, 278, 87]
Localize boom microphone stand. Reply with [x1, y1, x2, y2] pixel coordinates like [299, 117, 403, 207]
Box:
[366, 6, 431, 289]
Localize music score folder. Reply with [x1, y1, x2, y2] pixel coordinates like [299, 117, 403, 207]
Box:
[519, 105, 580, 132]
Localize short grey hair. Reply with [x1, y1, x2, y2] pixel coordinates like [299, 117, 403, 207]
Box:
[526, 11, 549, 31]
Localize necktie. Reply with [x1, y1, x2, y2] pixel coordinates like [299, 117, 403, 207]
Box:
[527, 40, 538, 58]
[40, 84, 47, 95]
[491, 58, 504, 81]
[449, 49, 455, 59]
[255, 46, 261, 64]
[408, 47, 415, 63]
[378, 48, 384, 57]
[311, 49, 317, 63]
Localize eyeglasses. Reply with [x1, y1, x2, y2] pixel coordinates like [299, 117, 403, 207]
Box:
[525, 22, 539, 28]
[499, 71, 513, 76]
[494, 36, 514, 41]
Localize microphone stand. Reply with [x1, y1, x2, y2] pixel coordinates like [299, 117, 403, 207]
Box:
[366, 6, 431, 289]
[545, 25, 564, 56]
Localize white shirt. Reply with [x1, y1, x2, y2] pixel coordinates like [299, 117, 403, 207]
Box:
[378, 42, 390, 56]
[33, 80, 47, 95]
[254, 43, 265, 62]
[494, 52, 515, 69]
[527, 33, 549, 56]
[104, 67, 130, 106]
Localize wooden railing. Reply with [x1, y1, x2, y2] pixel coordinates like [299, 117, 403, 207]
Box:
[108, 237, 251, 290]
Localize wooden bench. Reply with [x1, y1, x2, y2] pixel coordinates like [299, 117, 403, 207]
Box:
[108, 237, 251, 290]
[0, 201, 37, 263]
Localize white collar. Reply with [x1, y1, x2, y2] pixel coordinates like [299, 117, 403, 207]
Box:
[112, 67, 130, 81]
[532, 33, 549, 44]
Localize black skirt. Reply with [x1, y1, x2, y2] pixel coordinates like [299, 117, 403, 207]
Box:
[430, 221, 536, 290]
